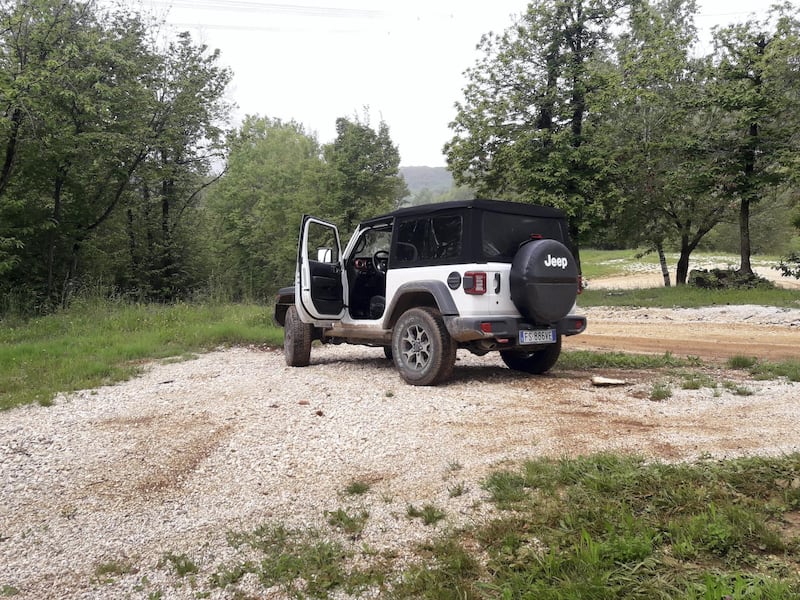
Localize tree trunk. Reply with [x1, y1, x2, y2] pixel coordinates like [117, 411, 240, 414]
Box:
[657, 243, 670, 287]
[0, 108, 23, 198]
[738, 38, 765, 276]
[46, 173, 66, 302]
[676, 235, 691, 285]
[126, 206, 138, 269]
[739, 194, 752, 275]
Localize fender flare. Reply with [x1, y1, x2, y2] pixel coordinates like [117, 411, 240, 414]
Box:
[382, 280, 459, 328]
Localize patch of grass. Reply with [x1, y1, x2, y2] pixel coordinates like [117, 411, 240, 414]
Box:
[159, 552, 198, 577]
[0, 585, 19, 597]
[392, 536, 480, 598]
[750, 359, 800, 382]
[650, 381, 673, 401]
[560, 350, 699, 370]
[448, 482, 467, 498]
[93, 559, 136, 583]
[681, 372, 716, 390]
[0, 302, 281, 410]
[728, 355, 759, 370]
[446, 460, 463, 473]
[579, 248, 663, 279]
[482, 471, 528, 507]
[395, 453, 800, 600]
[182, 454, 800, 598]
[215, 523, 383, 597]
[344, 480, 371, 496]
[722, 381, 754, 396]
[407, 503, 447, 526]
[326, 508, 369, 537]
[580, 286, 800, 309]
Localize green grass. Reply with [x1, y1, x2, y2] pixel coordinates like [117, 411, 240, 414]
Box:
[326, 508, 369, 537]
[214, 523, 383, 596]
[0, 301, 282, 410]
[650, 381, 673, 401]
[159, 552, 199, 577]
[580, 249, 784, 280]
[580, 285, 800, 308]
[560, 350, 699, 370]
[407, 503, 448, 526]
[578, 248, 800, 308]
[580, 248, 663, 279]
[724, 356, 800, 382]
[344, 480, 371, 496]
[406, 453, 800, 599]
[180, 454, 800, 598]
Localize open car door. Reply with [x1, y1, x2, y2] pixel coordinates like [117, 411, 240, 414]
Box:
[297, 216, 345, 321]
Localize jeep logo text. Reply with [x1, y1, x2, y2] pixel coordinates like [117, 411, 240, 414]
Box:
[544, 254, 568, 269]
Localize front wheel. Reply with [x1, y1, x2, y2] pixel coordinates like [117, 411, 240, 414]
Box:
[284, 306, 313, 367]
[392, 307, 456, 386]
[500, 335, 562, 374]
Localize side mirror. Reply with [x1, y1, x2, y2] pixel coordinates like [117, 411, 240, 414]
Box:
[317, 247, 333, 263]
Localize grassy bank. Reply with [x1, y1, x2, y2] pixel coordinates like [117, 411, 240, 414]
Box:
[0, 301, 282, 410]
[580, 286, 800, 308]
[580, 249, 785, 280]
[396, 453, 800, 599]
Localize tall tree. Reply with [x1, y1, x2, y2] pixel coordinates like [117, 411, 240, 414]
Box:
[0, 0, 160, 304]
[0, 0, 232, 308]
[710, 4, 800, 275]
[323, 112, 407, 236]
[124, 31, 232, 300]
[206, 116, 328, 299]
[445, 0, 630, 267]
[600, 0, 730, 284]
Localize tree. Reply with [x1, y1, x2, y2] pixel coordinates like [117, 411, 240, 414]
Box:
[322, 111, 407, 236]
[0, 0, 232, 308]
[710, 4, 800, 275]
[206, 116, 328, 299]
[122, 31, 232, 300]
[0, 0, 162, 305]
[599, 0, 732, 285]
[445, 0, 630, 268]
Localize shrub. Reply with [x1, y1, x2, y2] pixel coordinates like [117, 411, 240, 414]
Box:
[689, 268, 774, 290]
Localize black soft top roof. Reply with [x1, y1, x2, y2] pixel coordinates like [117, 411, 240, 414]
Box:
[361, 199, 566, 228]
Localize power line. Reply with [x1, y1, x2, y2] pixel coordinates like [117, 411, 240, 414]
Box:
[146, 0, 385, 19]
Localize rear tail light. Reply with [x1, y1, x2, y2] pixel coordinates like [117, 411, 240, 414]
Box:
[463, 272, 487, 295]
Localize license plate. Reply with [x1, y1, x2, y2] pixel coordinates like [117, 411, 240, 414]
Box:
[519, 329, 557, 345]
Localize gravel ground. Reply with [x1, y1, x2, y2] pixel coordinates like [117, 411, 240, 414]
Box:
[2, 307, 799, 598]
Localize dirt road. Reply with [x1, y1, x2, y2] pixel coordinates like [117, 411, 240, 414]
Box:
[568, 305, 800, 361]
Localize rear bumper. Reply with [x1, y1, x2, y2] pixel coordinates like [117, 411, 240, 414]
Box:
[444, 314, 587, 343]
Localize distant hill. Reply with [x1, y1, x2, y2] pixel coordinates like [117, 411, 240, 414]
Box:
[400, 166, 453, 194]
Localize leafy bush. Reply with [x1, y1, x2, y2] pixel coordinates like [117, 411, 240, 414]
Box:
[775, 252, 800, 279]
[689, 268, 775, 289]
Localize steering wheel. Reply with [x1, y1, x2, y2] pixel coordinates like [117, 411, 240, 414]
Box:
[372, 250, 389, 274]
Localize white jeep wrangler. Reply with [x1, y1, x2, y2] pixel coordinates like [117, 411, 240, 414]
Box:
[274, 199, 586, 385]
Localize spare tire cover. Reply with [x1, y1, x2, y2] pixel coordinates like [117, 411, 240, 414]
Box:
[509, 238, 578, 324]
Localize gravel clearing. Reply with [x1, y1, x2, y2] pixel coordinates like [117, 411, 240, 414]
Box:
[2, 307, 800, 598]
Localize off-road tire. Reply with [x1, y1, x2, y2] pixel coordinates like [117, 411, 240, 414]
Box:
[392, 307, 456, 386]
[500, 335, 562, 374]
[284, 306, 313, 367]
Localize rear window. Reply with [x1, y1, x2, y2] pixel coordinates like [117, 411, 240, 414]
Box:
[481, 211, 566, 262]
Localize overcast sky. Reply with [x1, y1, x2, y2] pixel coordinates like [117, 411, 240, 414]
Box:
[138, 0, 787, 167]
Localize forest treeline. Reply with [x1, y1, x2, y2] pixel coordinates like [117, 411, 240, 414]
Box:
[1, 0, 799, 314]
